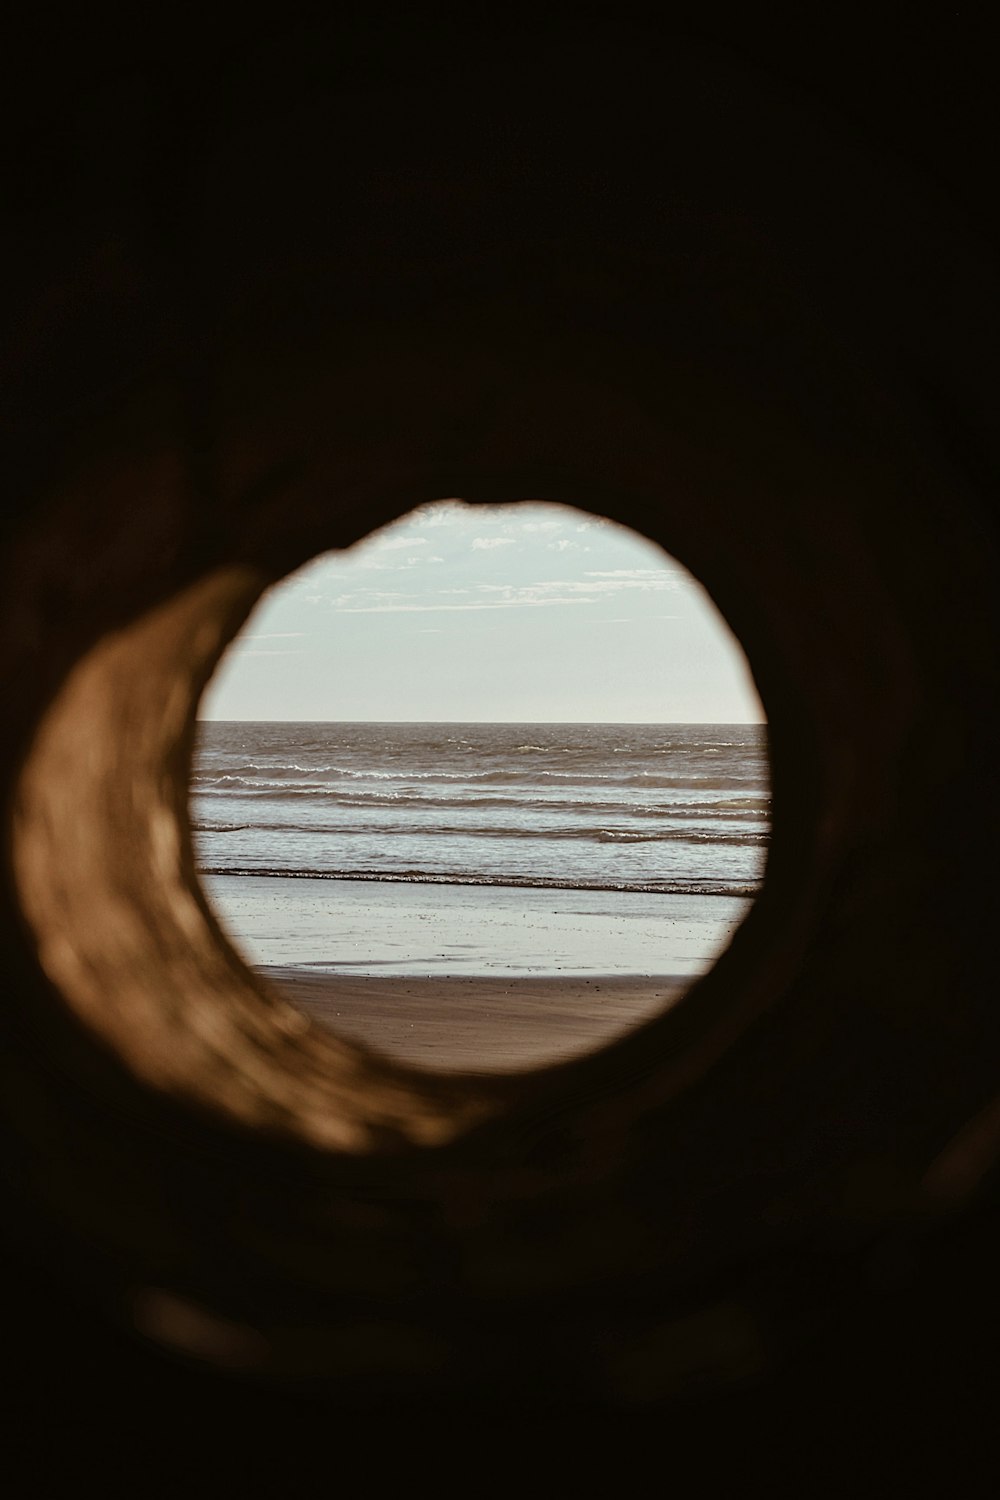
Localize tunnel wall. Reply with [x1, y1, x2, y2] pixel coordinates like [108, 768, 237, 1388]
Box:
[2, 8, 999, 1459]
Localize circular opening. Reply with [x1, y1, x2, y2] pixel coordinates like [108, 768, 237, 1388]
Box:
[10, 471, 792, 1162]
[194, 500, 769, 1072]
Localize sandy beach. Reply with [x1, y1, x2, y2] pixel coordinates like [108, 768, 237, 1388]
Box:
[204, 875, 747, 977]
[204, 874, 747, 1068]
[260, 964, 690, 1071]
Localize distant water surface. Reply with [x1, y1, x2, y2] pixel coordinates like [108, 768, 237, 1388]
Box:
[192, 722, 769, 897]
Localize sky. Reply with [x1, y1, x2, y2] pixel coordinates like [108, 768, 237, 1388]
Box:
[199, 501, 764, 723]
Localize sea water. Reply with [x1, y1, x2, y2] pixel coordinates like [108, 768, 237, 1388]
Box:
[191, 723, 769, 976]
[191, 721, 769, 897]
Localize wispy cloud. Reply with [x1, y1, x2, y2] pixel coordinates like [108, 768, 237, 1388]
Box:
[414, 501, 466, 528]
[584, 568, 675, 580]
[471, 536, 517, 551]
[477, 576, 679, 599]
[346, 550, 445, 574]
[378, 535, 429, 552]
[329, 572, 680, 614]
[331, 599, 595, 614]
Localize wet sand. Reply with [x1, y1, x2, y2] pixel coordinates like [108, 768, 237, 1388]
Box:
[223, 876, 737, 1070]
[207, 875, 747, 976]
[260, 965, 690, 1072]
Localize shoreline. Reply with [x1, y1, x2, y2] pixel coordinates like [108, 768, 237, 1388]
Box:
[198, 866, 760, 900]
[203, 874, 749, 979]
[260, 965, 691, 1072]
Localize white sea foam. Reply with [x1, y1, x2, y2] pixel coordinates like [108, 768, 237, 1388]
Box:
[191, 721, 771, 898]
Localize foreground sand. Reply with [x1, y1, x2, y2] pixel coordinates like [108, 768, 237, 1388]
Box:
[260, 965, 689, 1072]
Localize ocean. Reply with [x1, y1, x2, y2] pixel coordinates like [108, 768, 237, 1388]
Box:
[191, 722, 768, 978]
[191, 721, 769, 898]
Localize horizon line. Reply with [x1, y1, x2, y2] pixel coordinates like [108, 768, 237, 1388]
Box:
[195, 716, 767, 726]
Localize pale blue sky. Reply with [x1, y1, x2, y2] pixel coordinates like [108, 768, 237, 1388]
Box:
[199, 501, 764, 722]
